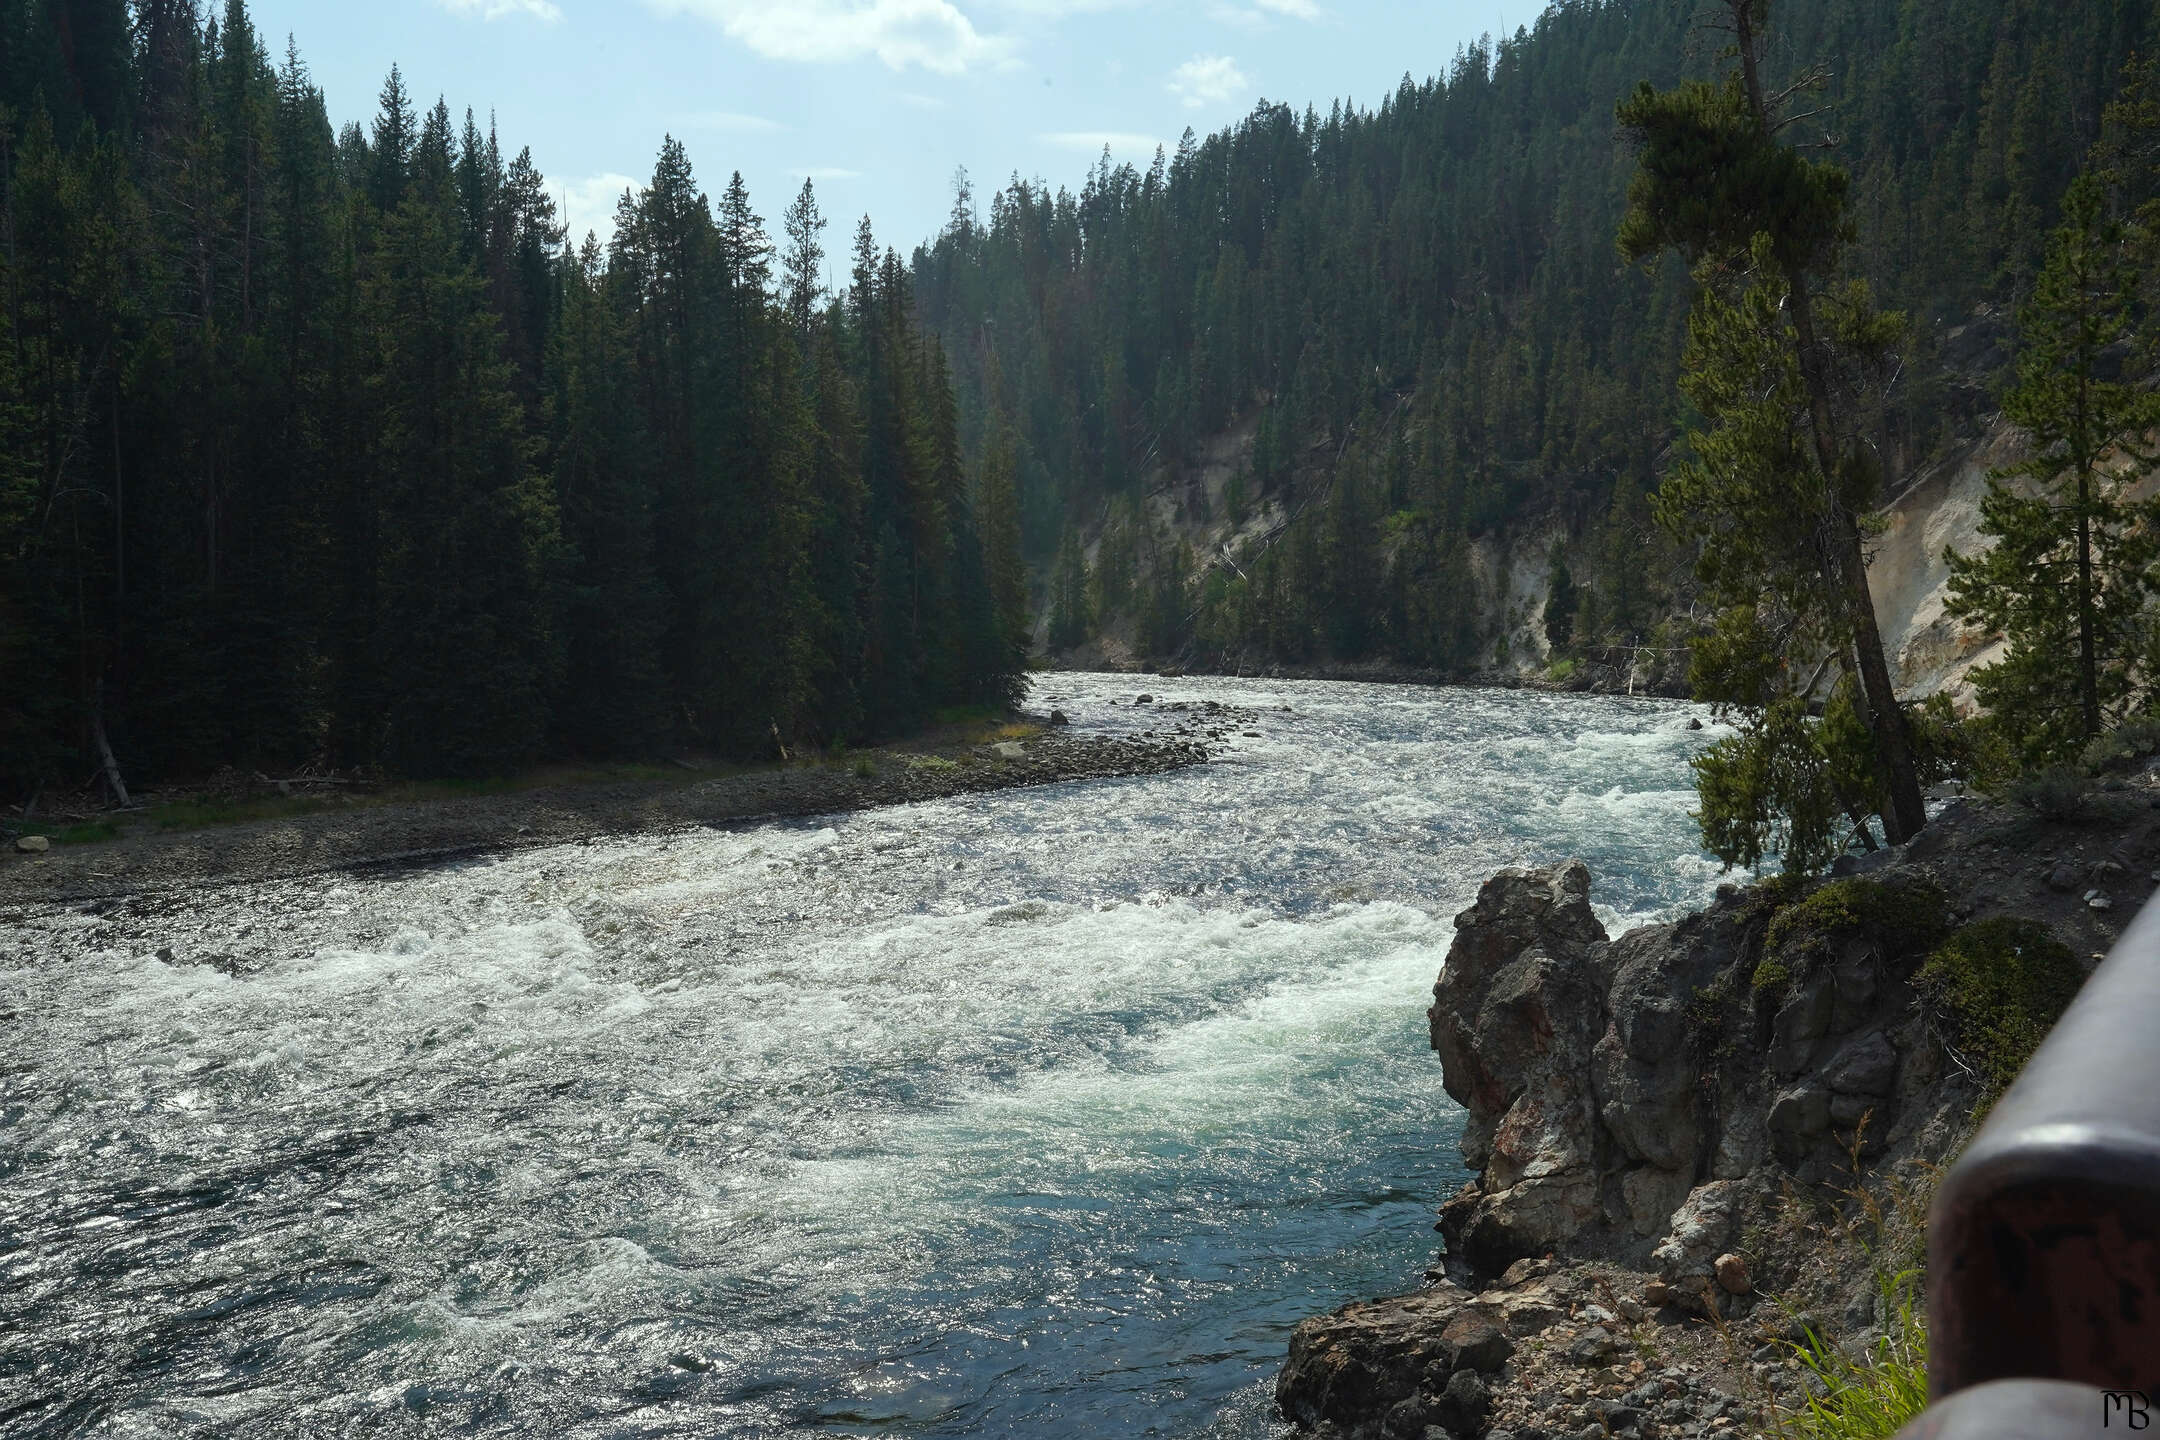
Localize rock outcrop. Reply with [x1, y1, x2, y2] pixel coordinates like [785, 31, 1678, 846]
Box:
[1419, 858, 1978, 1307]
[1276, 808, 2141, 1438]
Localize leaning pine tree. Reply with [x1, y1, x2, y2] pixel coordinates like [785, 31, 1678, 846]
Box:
[1946, 173, 2160, 770]
[1618, 0, 1933, 867]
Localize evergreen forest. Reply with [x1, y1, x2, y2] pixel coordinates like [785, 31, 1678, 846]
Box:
[0, 0, 1028, 792]
[5, 0, 2160, 794]
[909, 0, 2160, 674]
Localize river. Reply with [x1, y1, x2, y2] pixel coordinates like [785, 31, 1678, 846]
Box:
[0, 676, 1724, 1438]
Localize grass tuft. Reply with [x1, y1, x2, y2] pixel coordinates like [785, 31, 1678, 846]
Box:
[1772, 1275, 1929, 1440]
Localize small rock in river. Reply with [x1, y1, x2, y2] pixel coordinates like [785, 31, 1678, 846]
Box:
[1049, 709, 1070, 726]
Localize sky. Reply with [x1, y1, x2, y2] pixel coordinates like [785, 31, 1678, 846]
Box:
[243, 0, 1518, 265]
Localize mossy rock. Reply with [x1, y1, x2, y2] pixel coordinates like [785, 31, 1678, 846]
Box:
[1919, 917, 2083, 1091]
[1763, 876, 1953, 971]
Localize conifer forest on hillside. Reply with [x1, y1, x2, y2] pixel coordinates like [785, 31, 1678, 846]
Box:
[3, 0, 2158, 797]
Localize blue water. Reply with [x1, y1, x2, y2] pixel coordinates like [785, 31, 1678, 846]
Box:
[0, 676, 1724, 1438]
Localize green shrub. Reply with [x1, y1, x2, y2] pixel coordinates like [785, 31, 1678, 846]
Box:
[2006, 765, 2087, 820]
[852, 754, 877, 779]
[1548, 657, 1579, 683]
[1919, 917, 2083, 1091]
[1685, 971, 1742, 1061]
[2079, 716, 2160, 775]
[1764, 877, 1953, 970]
[1752, 958, 1793, 996]
[1772, 1274, 1929, 1440]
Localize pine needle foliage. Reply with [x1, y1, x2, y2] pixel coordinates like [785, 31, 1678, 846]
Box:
[1947, 174, 2160, 768]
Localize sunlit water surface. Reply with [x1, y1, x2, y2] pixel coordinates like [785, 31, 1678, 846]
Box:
[0, 677, 1725, 1439]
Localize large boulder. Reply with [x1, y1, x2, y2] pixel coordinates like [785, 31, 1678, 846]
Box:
[1275, 1286, 1474, 1435]
[1429, 863, 1611, 1271]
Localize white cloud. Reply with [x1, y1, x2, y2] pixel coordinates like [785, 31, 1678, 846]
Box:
[438, 0, 563, 20]
[1208, 0, 1320, 30]
[560, 172, 641, 246]
[896, 92, 949, 110]
[1041, 131, 1163, 157]
[981, 0, 1138, 13]
[1168, 54, 1248, 109]
[795, 167, 865, 180]
[647, 0, 1015, 74]
[682, 110, 784, 132]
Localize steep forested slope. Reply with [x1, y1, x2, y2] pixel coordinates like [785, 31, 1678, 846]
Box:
[0, 1, 1026, 793]
[910, 0, 2158, 674]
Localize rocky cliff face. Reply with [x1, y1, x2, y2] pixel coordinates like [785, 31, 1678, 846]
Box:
[1277, 790, 2152, 1440]
[1423, 861, 1973, 1298]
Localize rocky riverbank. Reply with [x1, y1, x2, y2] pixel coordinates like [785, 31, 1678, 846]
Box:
[1277, 780, 2156, 1440]
[0, 722, 1223, 906]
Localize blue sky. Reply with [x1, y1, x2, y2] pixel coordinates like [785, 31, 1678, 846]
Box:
[245, 0, 1518, 266]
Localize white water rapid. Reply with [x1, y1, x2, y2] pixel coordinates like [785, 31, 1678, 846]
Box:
[0, 676, 1727, 1438]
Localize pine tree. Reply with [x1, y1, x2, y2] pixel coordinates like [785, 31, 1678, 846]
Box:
[367, 64, 414, 211]
[977, 423, 1029, 668]
[1048, 527, 1091, 650]
[1544, 541, 1576, 652]
[366, 189, 561, 776]
[781, 176, 825, 340]
[1947, 174, 2160, 765]
[551, 236, 667, 757]
[1619, 0, 1928, 851]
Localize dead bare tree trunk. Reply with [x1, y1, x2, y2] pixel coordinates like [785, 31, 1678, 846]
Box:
[92, 677, 129, 809]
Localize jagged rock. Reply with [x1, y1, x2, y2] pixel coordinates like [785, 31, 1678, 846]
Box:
[1769, 974, 1835, 1076]
[1442, 1367, 1493, 1424]
[1567, 1326, 1618, 1365]
[1491, 1293, 1568, 1337]
[1048, 709, 1070, 726]
[1440, 1311, 1515, 1373]
[1715, 1253, 1753, 1296]
[1499, 1258, 1555, 1287]
[14, 835, 49, 853]
[1767, 1086, 1832, 1152]
[1276, 1288, 1472, 1432]
[1429, 863, 1610, 1271]
[1830, 957, 1880, 1030]
[1650, 1181, 1743, 1288]
[1278, 838, 2021, 1435]
[2043, 862, 2080, 892]
[1822, 1031, 1899, 1096]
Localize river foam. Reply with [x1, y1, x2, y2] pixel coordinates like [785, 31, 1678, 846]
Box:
[0, 676, 1722, 1437]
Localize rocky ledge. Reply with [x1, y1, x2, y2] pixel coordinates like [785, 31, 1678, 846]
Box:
[1278, 787, 2155, 1440]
